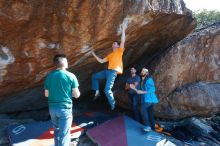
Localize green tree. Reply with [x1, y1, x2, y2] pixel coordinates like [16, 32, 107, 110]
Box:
[193, 9, 220, 30]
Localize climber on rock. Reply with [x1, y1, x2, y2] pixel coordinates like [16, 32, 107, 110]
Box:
[91, 22, 127, 110]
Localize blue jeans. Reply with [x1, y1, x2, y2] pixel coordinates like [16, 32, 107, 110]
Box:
[49, 107, 72, 146]
[140, 103, 155, 130]
[92, 69, 117, 109]
[128, 93, 140, 122]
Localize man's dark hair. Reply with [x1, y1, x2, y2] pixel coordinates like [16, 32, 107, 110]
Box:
[53, 54, 67, 67]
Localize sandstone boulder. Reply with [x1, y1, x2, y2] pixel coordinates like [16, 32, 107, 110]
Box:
[153, 22, 220, 119]
[155, 82, 220, 119]
[0, 0, 195, 100]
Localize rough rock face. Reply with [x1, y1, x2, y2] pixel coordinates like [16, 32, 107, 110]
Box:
[0, 0, 195, 104]
[159, 116, 220, 146]
[0, 86, 47, 113]
[156, 82, 220, 119]
[153, 22, 220, 119]
[153, 23, 220, 100]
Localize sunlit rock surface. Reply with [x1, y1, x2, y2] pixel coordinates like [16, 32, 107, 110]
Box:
[153, 22, 220, 119]
[0, 0, 195, 99]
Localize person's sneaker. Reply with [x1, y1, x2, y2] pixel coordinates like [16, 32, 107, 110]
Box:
[93, 94, 100, 100]
[143, 126, 151, 132]
[93, 91, 100, 100]
[155, 124, 164, 132]
[111, 105, 115, 111]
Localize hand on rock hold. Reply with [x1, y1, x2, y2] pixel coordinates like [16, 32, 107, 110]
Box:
[121, 22, 128, 31]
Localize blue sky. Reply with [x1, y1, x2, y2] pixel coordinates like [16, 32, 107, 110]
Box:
[184, 0, 220, 11]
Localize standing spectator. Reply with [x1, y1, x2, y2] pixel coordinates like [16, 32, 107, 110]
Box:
[44, 54, 80, 146]
[125, 67, 141, 121]
[130, 68, 158, 132]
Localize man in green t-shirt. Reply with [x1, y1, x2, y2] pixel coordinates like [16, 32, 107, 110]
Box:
[44, 54, 80, 146]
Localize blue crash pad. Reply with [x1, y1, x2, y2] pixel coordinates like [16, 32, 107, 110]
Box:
[7, 112, 115, 146]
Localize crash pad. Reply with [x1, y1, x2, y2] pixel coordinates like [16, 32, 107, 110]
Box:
[87, 116, 176, 146]
[7, 112, 114, 146]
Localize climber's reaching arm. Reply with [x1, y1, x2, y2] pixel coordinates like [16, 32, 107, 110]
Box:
[120, 23, 127, 49]
[92, 51, 107, 64]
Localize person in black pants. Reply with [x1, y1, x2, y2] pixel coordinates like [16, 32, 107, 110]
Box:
[130, 68, 159, 132]
[125, 67, 141, 122]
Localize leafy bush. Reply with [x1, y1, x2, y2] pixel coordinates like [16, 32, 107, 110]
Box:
[193, 9, 220, 30]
